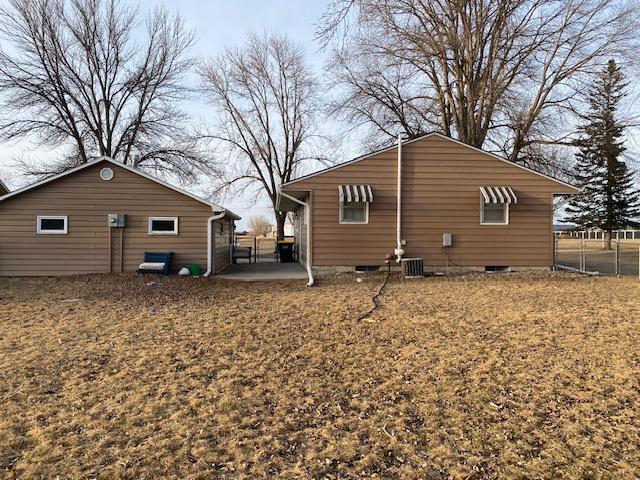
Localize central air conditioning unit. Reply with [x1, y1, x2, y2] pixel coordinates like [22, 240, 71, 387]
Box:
[401, 257, 424, 278]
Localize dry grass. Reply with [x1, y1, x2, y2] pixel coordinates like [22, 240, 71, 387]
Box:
[1, 272, 639, 479]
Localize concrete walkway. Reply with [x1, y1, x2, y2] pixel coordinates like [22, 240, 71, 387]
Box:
[216, 262, 308, 281]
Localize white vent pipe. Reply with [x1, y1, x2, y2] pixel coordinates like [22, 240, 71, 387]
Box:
[278, 191, 315, 287]
[394, 133, 408, 262]
[203, 211, 226, 277]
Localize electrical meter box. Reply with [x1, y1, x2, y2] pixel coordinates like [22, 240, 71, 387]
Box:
[107, 213, 126, 228]
[442, 233, 453, 247]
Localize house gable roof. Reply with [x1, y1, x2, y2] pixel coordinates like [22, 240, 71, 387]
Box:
[0, 157, 240, 219]
[282, 132, 579, 193]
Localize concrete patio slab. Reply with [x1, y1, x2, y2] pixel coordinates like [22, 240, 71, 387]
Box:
[216, 262, 308, 281]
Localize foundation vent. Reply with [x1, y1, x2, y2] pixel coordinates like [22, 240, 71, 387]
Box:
[401, 258, 424, 278]
[355, 265, 380, 273]
[485, 265, 510, 273]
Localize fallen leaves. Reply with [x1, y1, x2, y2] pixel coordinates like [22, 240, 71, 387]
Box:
[0, 272, 639, 478]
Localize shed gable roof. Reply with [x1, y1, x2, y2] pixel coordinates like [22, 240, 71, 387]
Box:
[283, 132, 579, 193]
[0, 157, 240, 219]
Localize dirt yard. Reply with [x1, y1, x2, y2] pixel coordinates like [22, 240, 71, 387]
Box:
[1, 273, 639, 479]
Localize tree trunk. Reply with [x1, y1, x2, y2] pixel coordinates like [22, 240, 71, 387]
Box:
[603, 230, 612, 250]
[275, 211, 286, 240]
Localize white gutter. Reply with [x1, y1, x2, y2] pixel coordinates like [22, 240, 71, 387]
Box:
[278, 191, 315, 287]
[394, 133, 407, 262]
[203, 211, 226, 277]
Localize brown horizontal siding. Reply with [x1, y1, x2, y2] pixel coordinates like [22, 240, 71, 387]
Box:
[311, 221, 552, 231]
[303, 178, 569, 188]
[287, 135, 565, 268]
[0, 161, 232, 276]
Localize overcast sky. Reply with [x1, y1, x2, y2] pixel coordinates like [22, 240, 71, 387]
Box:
[0, 0, 333, 229]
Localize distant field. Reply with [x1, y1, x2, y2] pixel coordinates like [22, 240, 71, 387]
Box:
[1, 273, 639, 479]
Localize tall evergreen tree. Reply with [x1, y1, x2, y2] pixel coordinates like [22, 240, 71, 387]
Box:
[564, 59, 640, 249]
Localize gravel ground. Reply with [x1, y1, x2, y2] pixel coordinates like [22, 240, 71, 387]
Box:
[1, 272, 639, 479]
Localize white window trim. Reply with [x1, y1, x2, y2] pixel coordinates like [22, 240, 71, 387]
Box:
[148, 216, 179, 235]
[339, 202, 369, 224]
[480, 198, 509, 225]
[37, 215, 68, 234]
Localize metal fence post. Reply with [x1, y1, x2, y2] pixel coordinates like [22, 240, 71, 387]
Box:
[615, 238, 620, 277]
[578, 233, 582, 271]
[613, 236, 617, 276]
[618, 238, 622, 277]
[583, 235, 586, 271]
[618, 237, 621, 277]
[580, 232, 585, 271]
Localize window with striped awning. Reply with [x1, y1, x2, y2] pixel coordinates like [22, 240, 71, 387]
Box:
[338, 185, 372, 224]
[338, 185, 374, 203]
[479, 186, 518, 204]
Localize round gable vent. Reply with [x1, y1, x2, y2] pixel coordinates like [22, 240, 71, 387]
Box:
[100, 167, 114, 181]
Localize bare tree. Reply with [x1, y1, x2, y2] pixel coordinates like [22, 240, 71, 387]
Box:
[248, 215, 272, 237]
[319, 0, 638, 175]
[327, 49, 433, 149]
[0, 0, 205, 181]
[199, 32, 320, 238]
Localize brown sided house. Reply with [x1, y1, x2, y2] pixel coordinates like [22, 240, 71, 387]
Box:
[0, 157, 239, 276]
[278, 133, 578, 279]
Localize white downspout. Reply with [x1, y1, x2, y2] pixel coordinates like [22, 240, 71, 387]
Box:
[203, 211, 226, 277]
[394, 133, 407, 262]
[278, 191, 315, 287]
[229, 220, 234, 267]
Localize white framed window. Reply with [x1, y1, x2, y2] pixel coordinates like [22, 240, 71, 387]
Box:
[480, 199, 509, 225]
[148, 217, 178, 235]
[339, 202, 369, 224]
[37, 215, 68, 234]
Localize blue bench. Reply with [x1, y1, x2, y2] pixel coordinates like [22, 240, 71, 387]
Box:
[137, 252, 173, 275]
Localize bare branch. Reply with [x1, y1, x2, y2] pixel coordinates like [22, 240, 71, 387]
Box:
[199, 32, 322, 237]
[0, 0, 206, 181]
[320, 0, 640, 171]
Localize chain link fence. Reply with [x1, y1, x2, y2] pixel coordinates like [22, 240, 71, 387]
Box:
[235, 236, 278, 263]
[555, 232, 640, 277]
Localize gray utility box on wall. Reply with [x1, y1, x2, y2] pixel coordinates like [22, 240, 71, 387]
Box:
[107, 213, 126, 228]
[442, 233, 453, 247]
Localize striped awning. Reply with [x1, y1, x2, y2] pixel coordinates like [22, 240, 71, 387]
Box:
[338, 185, 374, 203]
[480, 186, 518, 204]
